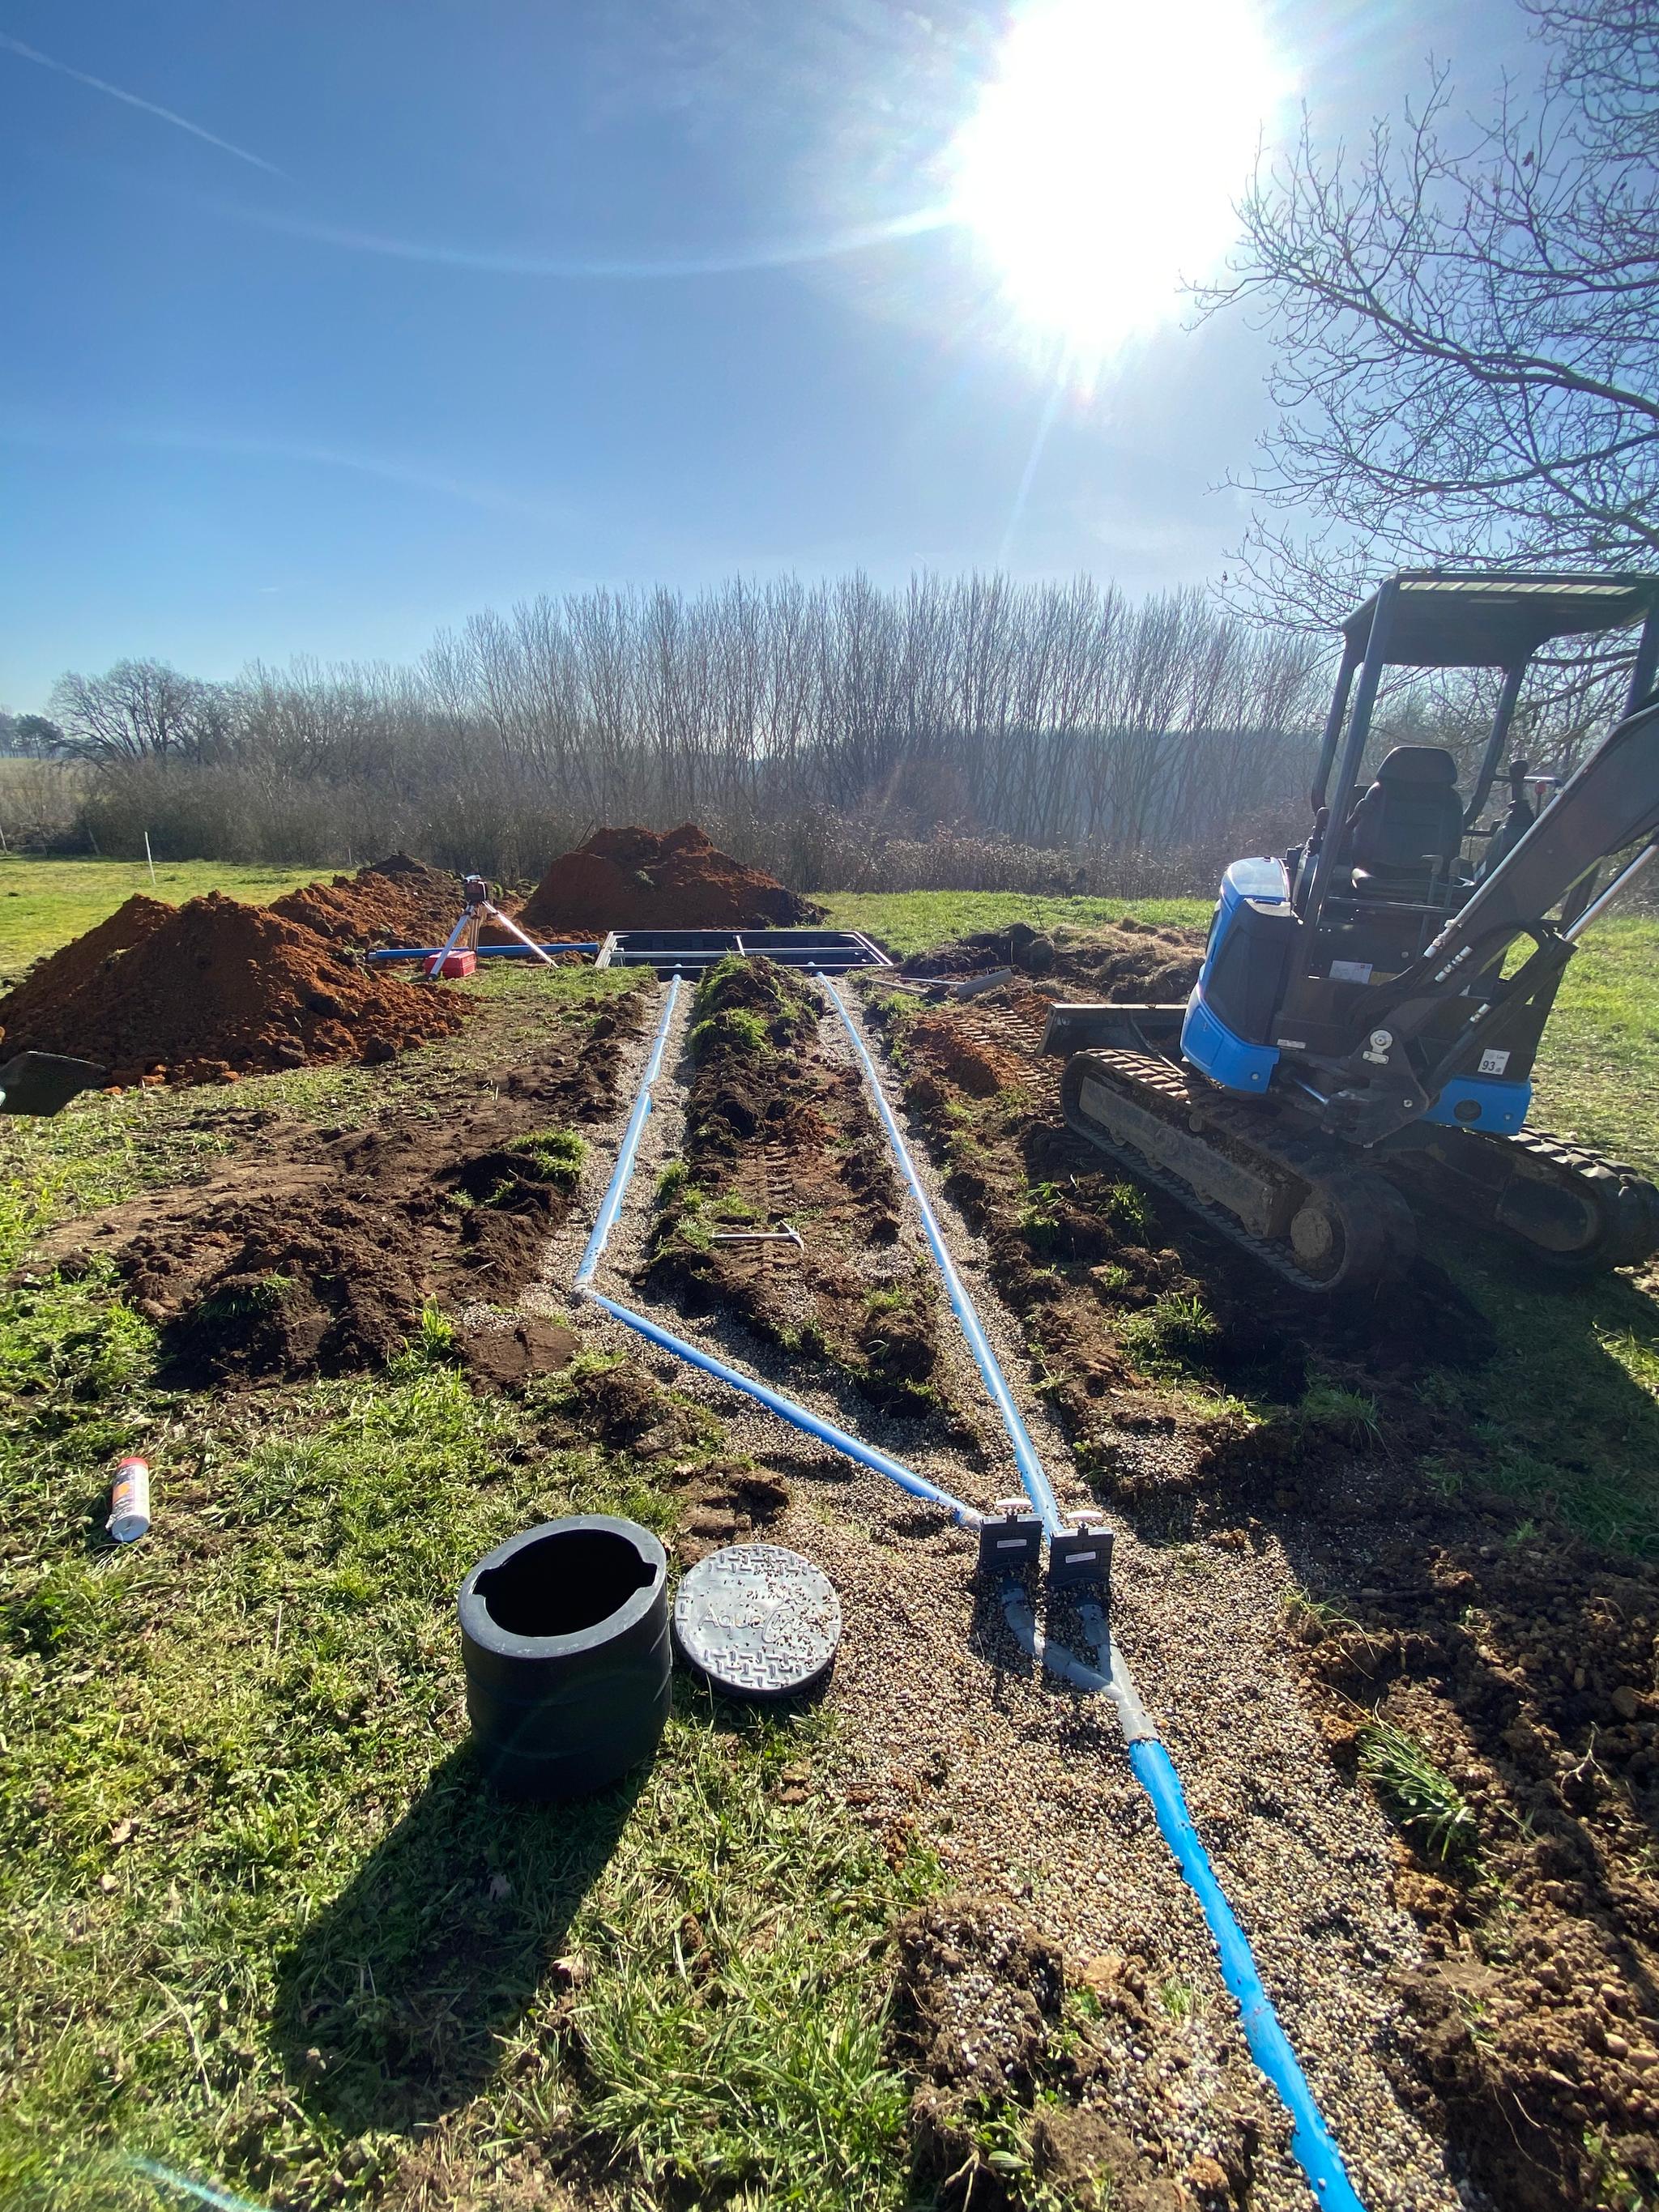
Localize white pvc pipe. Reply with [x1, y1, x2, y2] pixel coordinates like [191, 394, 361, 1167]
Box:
[484, 901, 559, 966]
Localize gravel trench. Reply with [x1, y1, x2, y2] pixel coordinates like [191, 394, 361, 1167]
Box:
[525, 974, 1469, 2212]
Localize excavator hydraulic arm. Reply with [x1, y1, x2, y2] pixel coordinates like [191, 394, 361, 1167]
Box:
[1320, 698, 1659, 1145]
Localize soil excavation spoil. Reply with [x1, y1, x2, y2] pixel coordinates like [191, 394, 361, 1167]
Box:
[863, 944, 1659, 2212]
[38, 988, 646, 1379]
[518, 822, 821, 935]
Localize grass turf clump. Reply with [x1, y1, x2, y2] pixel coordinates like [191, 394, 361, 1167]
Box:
[505, 1126, 586, 1183]
[1120, 1291, 1220, 1375]
[1358, 1719, 1480, 1865]
[686, 953, 820, 1063]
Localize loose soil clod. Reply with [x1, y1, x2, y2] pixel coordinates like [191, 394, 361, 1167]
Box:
[561, 1353, 791, 1562]
[890, 1898, 1269, 2210]
[518, 822, 821, 934]
[40, 992, 646, 1378]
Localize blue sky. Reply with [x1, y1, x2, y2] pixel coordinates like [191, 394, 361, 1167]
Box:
[2, 0, 1539, 710]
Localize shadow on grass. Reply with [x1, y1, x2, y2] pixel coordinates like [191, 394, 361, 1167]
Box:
[274, 1744, 641, 2133]
[1430, 1242, 1659, 1546]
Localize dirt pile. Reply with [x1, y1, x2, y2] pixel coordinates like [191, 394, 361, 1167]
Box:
[518, 823, 821, 934]
[45, 991, 646, 1377]
[0, 893, 176, 1051]
[905, 916, 1205, 1002]
[269, 854, 467, 948]
[0, 892, 467, 1087]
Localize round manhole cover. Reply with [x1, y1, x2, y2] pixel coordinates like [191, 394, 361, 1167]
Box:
[673, 1544, 842, 1700]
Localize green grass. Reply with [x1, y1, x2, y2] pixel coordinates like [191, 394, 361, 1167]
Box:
[1358, 1720, 1479, 1865]
[0, 961, 940, 2209]
[0, 1264, 936, 2210]
[821, 889, 1210, 953]
[0, 858, 325, 981]
[1525, 916, 1659, 1178]
[504, 1127, 587, 1182]
[688, 1005, 770, 1059]
[1119, 1292, 1221, 1375]
[1427, 1235, 1659, 1554]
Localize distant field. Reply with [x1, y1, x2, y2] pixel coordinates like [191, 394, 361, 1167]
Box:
[0, 864, 1210, 982]
[821, 888, 1211, 947]
[1, 858, 1651, 1176]
[0, 858, 322, 979]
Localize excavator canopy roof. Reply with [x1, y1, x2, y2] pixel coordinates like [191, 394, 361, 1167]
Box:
[1342, 570, 1659, 669]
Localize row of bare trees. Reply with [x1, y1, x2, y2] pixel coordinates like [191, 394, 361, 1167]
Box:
[36, 575, 1327, 863]
[417, 575, 1321, 847]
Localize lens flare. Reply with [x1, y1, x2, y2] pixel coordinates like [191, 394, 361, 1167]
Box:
[950, 0, 1288, 383]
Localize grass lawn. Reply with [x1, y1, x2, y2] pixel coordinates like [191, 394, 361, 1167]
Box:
[0, 973, 936, 2211]
[0, 867, 1654, 2201]
[1524, 914, 1659, 1177]
[822, 888, 1211, 948]
[0, 859, 325, 982]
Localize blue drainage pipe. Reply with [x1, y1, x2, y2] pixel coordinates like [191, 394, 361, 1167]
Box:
[574, 976, 682, 1290]
[1128, 1740, 1367, 2212]
[997, 1582, 1366, 2210]
[584, 1291, 983, 1528]
[567, 964, 1367, 2212]
[822, 973, 1366, 2212]
[364, 941, 599, 961]
[818, 974, 1064, 1536]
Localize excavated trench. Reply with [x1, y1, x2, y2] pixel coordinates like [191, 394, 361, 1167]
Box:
[37, 931, 1659, 2210]
[526, 960, 1469, 2212]
[859, 961, 1659, 2212]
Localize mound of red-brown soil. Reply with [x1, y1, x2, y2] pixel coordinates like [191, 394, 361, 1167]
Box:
[518, 823, 821, 934]
[269, 854, 467, 948]
[267, 852, 544, 951]
[0, 891, 467, 1087]
[0, 893, 177, 1050]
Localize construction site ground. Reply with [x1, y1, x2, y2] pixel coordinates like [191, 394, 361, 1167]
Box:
[2, 872, 1657, 2212]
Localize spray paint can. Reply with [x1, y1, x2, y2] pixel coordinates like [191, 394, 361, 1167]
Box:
[108, 1457, 151, 1544]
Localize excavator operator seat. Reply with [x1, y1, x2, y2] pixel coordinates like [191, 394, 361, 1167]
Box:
[1339, 745, 1465, 898]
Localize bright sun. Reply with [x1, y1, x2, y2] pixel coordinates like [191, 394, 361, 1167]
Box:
[950, 0, 1287, 381]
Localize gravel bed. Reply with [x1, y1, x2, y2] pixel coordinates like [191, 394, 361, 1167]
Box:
[525, 974, 1469, 2211]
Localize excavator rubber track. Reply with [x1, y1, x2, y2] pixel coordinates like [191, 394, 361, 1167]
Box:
[1399, 1123, 1659, 1275]
[1060, 1048, 1417, 1293]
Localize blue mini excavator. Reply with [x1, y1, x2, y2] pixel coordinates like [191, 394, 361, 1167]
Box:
[1046, 569, 1659, 1289]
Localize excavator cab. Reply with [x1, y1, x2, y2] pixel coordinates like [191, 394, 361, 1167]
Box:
[1051, 569, 1659, 1289]
[1187, 570, 1659, 1119]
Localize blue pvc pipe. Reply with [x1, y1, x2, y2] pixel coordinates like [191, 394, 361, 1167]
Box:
[569, 959, 1361, 2212]
[818, 974, 1065, 1535]
[824, 973, 1364, 2212]
[1128, 1741, 1367, 2212]
[364, 941, 599, 961]
[585, 1291, 983, 1527]
[574, 976, 682, 1289]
